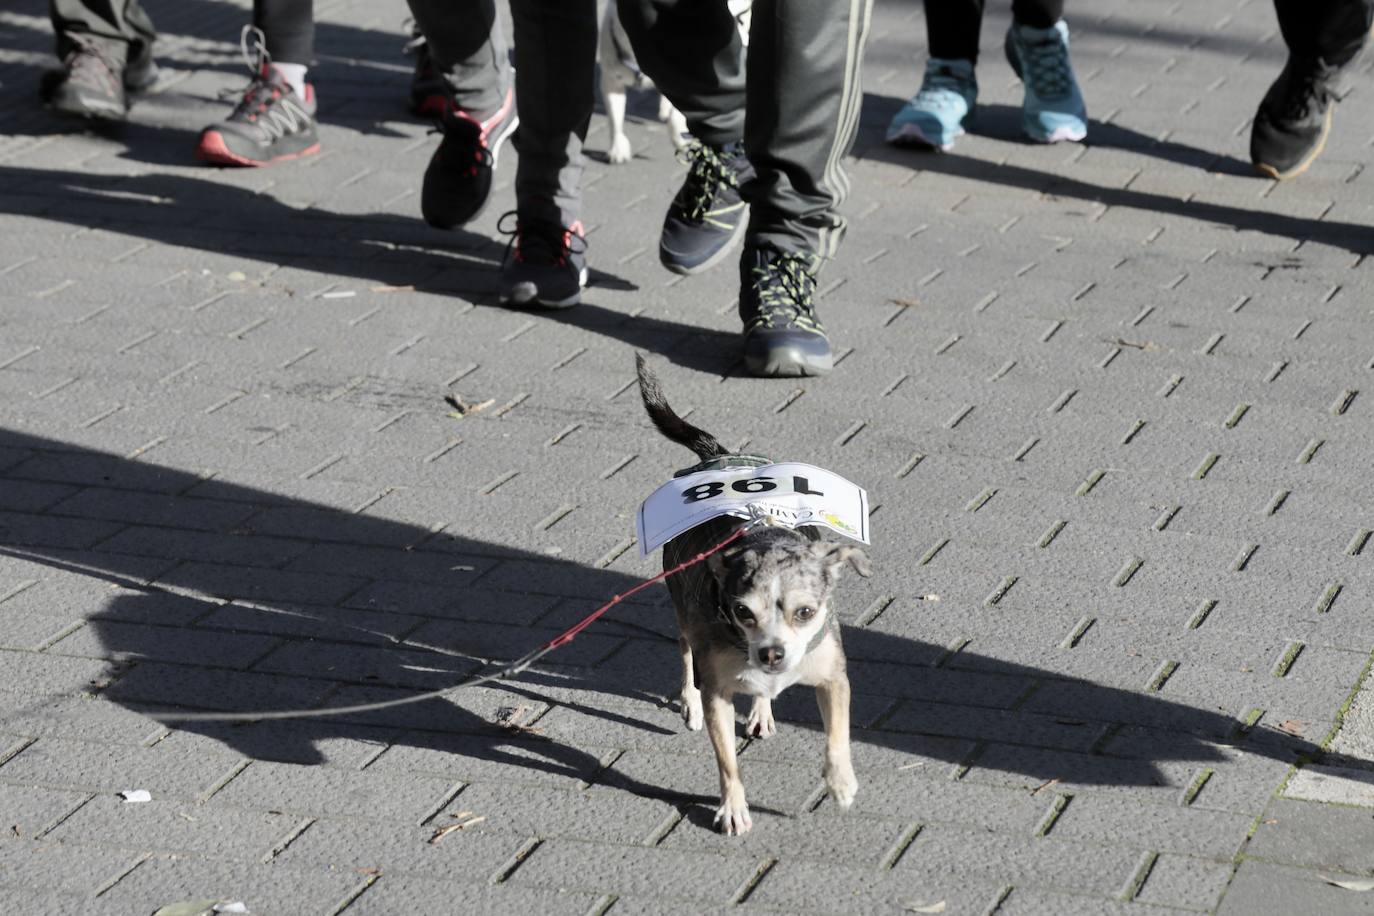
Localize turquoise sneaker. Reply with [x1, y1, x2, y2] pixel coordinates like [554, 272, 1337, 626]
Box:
[885, 58, 977, 151]
[1004, 20, 1088, 143]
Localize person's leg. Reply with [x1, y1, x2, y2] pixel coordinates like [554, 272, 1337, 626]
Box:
[406, 0, 518, 228]
[253, 0, 314, 98]
[618, 0, 753, 275]
[407, 0, 508, 119]
[886, 0, 982, 150]
[1253, 0, 1374, 178]
[926, 0, 984, 63]
[499, 0, 598, 308]
[737, 0, 874, 377]
[1010, 0, 1062, 30]
[1004, 0, 1086, 143]
[50, 0, 155, 67]
[45, 0, 157, 118]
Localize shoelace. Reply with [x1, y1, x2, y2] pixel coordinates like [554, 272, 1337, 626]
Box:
[1275, 59, 1338, 122]
[429, 113, 489, 177]
[218, 26, 281, 115]
[498, 211, 587, 267]
[64, 34, 122, 95]
[915, 67, 972, 109]
[1019, 33, 1073, 98]
[675, 143, 740, 222]
[747, 253, 821, 332]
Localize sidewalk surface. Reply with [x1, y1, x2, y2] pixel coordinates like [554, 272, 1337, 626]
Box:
[3, 1, 1374, 913]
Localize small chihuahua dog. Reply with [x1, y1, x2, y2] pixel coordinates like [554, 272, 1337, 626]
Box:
[636, 356, 871, 834]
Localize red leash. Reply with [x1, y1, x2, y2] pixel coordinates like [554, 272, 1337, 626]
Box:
[158, 524, 751, 722]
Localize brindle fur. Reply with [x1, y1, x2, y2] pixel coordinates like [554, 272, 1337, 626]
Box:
[638, 355, 870, 835]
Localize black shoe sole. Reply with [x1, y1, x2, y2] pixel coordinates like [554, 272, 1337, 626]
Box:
[1253, 105, 1332, 181]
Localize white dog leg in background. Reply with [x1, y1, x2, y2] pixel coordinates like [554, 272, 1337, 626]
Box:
[666, 103, 689, 151]
[604, 80, 633, 164]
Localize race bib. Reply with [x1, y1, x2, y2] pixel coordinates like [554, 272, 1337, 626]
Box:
[637, 462, 869, 556]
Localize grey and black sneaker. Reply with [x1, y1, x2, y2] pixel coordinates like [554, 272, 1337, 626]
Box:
[421, 88, 518, 229]
[738, 247, 832, 377]
[498, 212, 588, 309]
[196, 28, 319, 167]
[1251, 56, 1342, 181]
[660, 140, 753, 275]
[41, 35, 131, 121]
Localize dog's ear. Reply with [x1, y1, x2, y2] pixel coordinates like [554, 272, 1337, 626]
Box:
[816, 543, 872, 579]
[707, 545, 756, 582]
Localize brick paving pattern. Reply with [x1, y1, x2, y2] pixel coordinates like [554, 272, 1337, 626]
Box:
[2, 0, 1373, 913]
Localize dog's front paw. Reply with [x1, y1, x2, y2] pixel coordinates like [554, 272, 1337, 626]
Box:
[608, 133, 633, 164]
[825, 762, 858, 810]
[746, 698, 776, 738]
[713, 795, 752, 835]
[680, 691, 703, 731]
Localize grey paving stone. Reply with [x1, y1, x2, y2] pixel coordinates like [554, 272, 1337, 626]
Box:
[94, 855, 363, 916]
[273, 816, 527, 879]
[1246, 797, 1374, 871]
[208, 759, 458, 823]
[0, 735, 244, 799]
[1218, 859, 1374, 915]
[1136, 853, 1236, 912]
[343, 875, 598, 916]
[507, 837, 761, 904]
[44, 797, 300, 860]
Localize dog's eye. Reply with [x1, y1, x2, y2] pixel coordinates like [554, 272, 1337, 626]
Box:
[795, 606, 815, 621]
[732, 604, 755, 625]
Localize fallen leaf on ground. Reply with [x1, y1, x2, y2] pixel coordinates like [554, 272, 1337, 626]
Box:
[1278, 720, 1304, 736]
[213, 904, 248, 914]
[1110, 338, 1159, 351]
[355, 867, 380, 876]
[903, 901, 947, 913]
[1031, 778, 1061, 796]
[1319, 875, 1374, 892]
[889, 298, 922, 309]
[1263, 818, 1279, 825]
[118, 789, 151, 803]
[429, 813, 486, 843]
[152, 901, 221, 916]
[444, 393, 495, 418]
[321, 289, 356, 299]
[917, 594, 941, 602]
[227, 271, 247, 282]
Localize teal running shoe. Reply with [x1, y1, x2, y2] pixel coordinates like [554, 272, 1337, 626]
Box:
[885, 58, 977, 151]
[1005, 20, 1088, 144]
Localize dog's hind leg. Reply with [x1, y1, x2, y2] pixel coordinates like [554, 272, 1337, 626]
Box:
[816, 674, 858, 809]
[745, 696, 776, 738]
[705, 686, 751, 834]
[678, 636, 703, 731]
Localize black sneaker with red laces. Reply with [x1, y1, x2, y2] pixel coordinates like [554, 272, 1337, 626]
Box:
[421, 89, 519, 229]
[196, 27, 319, 167]
[498, 211, 588, 309]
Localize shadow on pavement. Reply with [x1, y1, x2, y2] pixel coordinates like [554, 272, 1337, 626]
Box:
[2, 427, 1368, 815]
[857, 94, 1373, 257]
[0, 164, 739, 374]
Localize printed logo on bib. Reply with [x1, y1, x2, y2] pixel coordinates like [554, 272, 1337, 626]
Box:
[637, 462, 869, 556]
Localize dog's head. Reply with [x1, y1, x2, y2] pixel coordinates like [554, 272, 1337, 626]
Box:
[708, 529, 871, 674]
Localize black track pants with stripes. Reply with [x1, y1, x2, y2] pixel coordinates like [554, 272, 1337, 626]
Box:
[617, 0, 875, 266]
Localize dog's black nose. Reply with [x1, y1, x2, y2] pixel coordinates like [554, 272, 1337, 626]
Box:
[758, 645, 784, 666]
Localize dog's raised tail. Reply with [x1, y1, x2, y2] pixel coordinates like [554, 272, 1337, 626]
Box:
[635, 354, 728, 462]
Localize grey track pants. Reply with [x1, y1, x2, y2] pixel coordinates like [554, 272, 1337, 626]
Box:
[49, 0, 156, 66]
[617, 0, 874, 264]
[406, 0, 597, 228]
